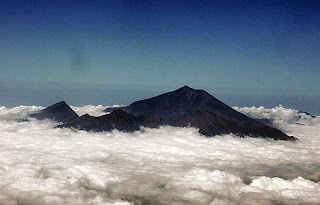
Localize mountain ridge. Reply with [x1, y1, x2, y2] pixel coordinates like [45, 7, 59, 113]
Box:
[29, 101, 78, 123]
[29, 86, 297, 141]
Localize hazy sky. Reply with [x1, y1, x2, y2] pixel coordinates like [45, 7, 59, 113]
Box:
[1, 0, 320, 95]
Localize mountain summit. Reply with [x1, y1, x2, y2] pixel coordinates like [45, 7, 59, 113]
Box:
[30, 86, 297, 141]
[123, 85, 252, 121]
[29, 101, 78, 123]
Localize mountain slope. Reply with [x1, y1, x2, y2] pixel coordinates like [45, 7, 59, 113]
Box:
[29, 101, 78, 123]
[124, 86, 258, 122]
[30, 87, 297, 141]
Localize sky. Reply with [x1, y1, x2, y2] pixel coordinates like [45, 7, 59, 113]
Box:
[0, 0, 320, 112]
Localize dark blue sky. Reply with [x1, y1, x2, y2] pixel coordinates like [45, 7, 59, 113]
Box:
[1, 1, 320, 110]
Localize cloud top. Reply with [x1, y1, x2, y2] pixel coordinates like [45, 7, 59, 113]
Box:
[0, 105, 319, 204]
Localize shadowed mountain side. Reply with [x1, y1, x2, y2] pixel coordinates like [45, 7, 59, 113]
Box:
[100, 86, 296, 140]
[105, 86, 261, 122]
[57, 110, 142, 132]
[29, 101, 78, 123]
[30, 86, 297, 141]
[104, 106, 127, 113]
[59, 109, 296, 141]
[165, 110, 294, 140]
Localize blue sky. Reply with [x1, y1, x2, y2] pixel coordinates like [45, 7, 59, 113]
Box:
[0, 0, 320, 110]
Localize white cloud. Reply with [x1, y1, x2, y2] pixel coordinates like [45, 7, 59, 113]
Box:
[233, 105, 320, 126]
[0, 105, 43, 120]
[0, 105, 320, 204]
[70, 105, 123, 117]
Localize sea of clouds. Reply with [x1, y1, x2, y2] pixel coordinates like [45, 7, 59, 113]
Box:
[0, 104, 320, 205]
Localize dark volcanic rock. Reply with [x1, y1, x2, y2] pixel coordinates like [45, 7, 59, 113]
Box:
[29, 101, 78, 123]
[256, 118, 275, 127]
[125, 86, 254, 121]
[58, 110, 141, 132]
[60, 86, 297, 141]
[298, 111, 316, 118]
[103, 106, 126, 113]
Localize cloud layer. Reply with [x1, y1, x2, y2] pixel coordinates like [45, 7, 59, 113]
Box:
[0, 105, 319, 204]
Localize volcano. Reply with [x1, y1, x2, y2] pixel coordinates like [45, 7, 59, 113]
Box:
[29, 101, 78, 123]
[29, 86, 297, 141]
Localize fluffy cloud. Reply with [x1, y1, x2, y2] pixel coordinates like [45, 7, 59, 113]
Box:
[0, 105, 319, 204]
[233, 105, 320, 125]
[70, 105, 123, 117]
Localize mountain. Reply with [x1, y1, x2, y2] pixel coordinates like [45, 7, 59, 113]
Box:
[102, 86, 295, 140]
[57, 110, 142, 132]
[121, 86, 257, 121]
[29, 101, 78, 123]
[30, 87, 297, 141]
[104, 106, 126, 113]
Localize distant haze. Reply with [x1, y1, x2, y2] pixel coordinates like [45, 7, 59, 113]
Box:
[1, 86, 319, 115]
